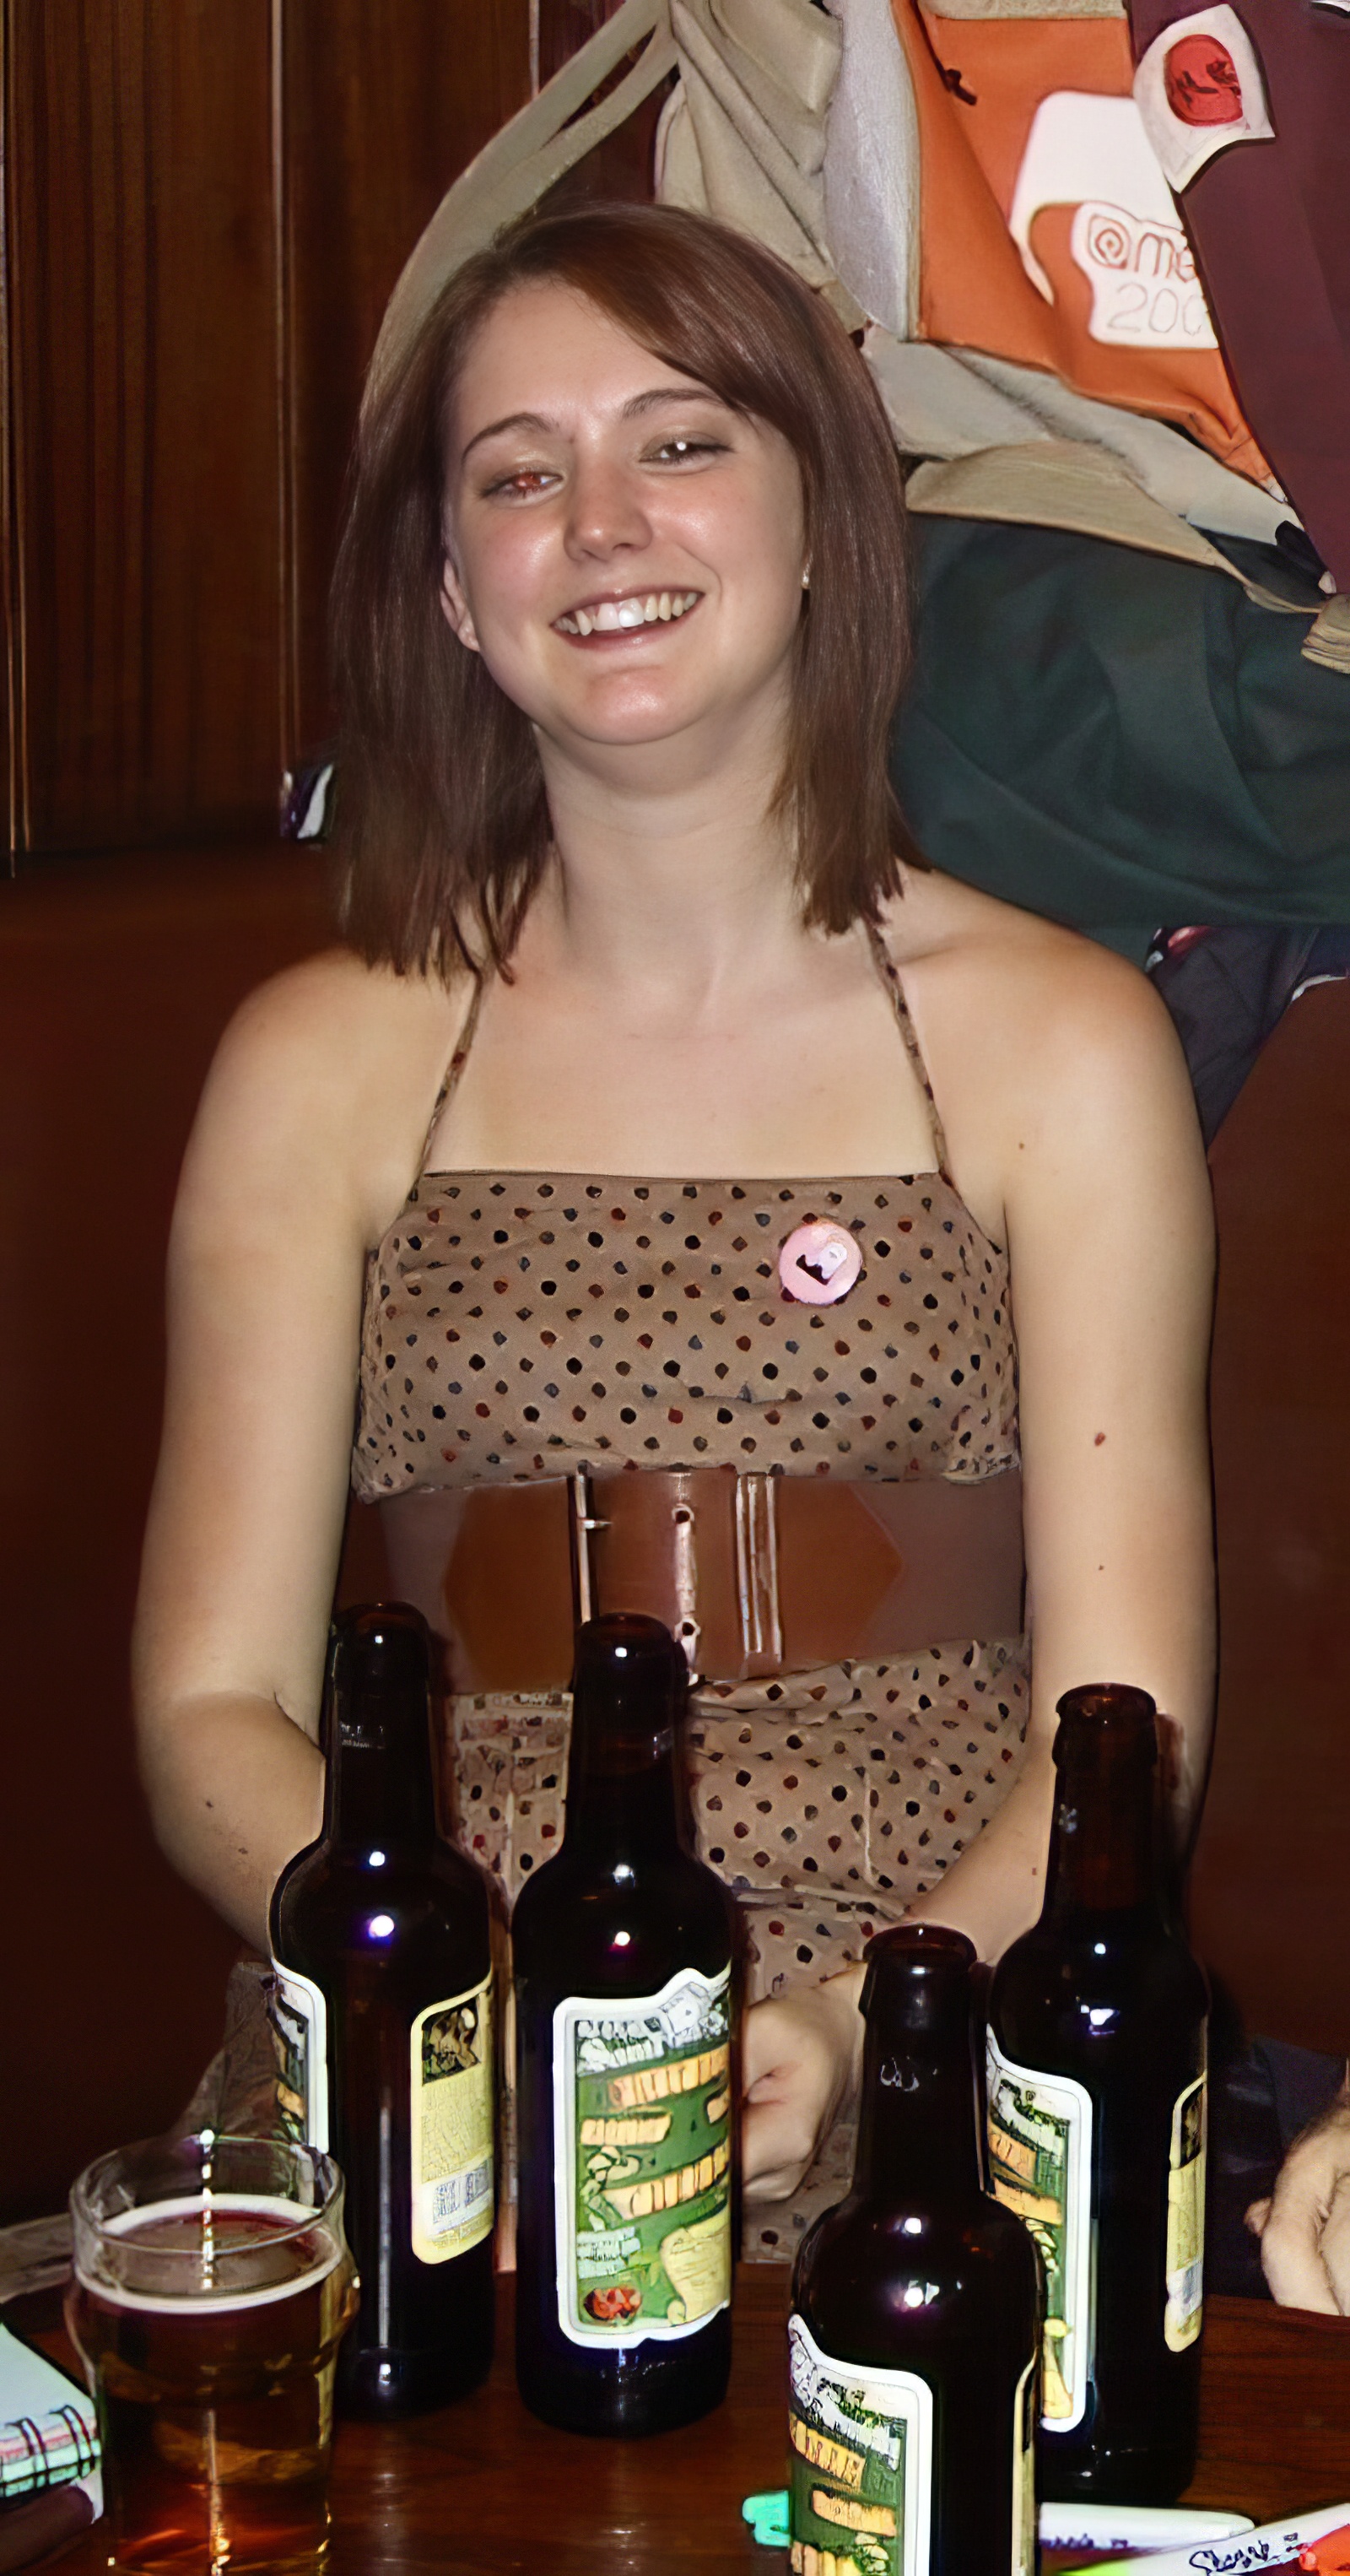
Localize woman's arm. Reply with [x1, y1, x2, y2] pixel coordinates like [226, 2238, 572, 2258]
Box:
[132, 954, 451, 1952]
[910, 943, 1216, 1954]
[743, 937, 1217, 2194]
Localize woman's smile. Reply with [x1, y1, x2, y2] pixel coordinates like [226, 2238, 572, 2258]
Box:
[553, 587, 703, 641]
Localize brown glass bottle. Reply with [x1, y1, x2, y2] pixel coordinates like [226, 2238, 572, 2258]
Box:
[791, 1924, 1041, 2575]
[269, 1605, 495, 2418]
[987, 1685, 1208, 2503]
[512, 1614, 737, 2437]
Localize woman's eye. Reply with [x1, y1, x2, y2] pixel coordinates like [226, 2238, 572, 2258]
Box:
[484, 468, 556, 499]
[650, 436, 726, 464]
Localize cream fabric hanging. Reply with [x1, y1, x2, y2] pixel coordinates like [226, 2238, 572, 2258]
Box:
[362, 0, 1342, 662]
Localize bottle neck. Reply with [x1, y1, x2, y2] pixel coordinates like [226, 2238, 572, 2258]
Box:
[324, 1695, 438, 1855]
[852, 1952, 983, 2205]
[562, 1694, 683, 1861]
[1042, 1744, 1163, 1923]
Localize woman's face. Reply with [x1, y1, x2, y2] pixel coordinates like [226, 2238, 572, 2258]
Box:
[440, 281, 807, 772]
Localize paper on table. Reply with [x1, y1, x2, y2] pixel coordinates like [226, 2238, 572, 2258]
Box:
[0, 2322, 98, 2499]
[1087, 2503, 1350, 2573]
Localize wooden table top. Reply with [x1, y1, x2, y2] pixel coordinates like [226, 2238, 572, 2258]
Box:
[21, 2270, 1350, 2574]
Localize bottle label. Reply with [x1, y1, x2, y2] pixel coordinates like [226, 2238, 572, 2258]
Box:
[409, 1972, 495, 2265]
[1164, 2069, 1207, 2351]
[787, 2314, 933, 2576]
[553, 1962, 732, 2349]
[268, 1962, 330, 2152]
[986, 2031, 1094, 2432]
[1011, 2353, 1036, 2576]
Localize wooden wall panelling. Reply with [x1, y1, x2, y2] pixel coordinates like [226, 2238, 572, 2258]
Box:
[279, 0, 532, 760]
[5, 0, 282, 858]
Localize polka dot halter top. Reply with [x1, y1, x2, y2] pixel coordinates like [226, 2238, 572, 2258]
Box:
[354, 930, 1018, 1502]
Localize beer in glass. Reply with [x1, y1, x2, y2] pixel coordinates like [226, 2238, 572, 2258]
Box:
[66, 2130, 355, 2575]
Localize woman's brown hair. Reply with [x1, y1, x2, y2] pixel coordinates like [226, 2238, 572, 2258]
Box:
[332, 199, 919, 977]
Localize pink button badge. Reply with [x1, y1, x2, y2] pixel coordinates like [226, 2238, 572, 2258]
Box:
[778, 1220, 864, 1307]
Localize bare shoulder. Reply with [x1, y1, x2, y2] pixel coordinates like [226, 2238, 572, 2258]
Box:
[888, 872, 1193, 1134]
[185, 947, 474, 1243]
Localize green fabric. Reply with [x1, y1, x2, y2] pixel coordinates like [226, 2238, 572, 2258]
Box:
[890, 519, 1350, 959]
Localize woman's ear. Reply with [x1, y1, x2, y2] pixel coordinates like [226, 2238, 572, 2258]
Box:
[440, 555, 480, 654]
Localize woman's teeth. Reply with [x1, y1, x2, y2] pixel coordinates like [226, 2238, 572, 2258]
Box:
[556, 590, 700, 636]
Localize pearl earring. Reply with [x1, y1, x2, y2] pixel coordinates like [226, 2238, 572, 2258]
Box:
[801, 566, 811, 590]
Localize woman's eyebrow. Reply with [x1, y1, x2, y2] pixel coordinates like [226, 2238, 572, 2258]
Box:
[621, 384, 725, 419]
[460, 384, 726, 465]
[460, 409, 554, 464]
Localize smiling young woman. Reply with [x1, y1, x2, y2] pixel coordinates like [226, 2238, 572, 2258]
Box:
[331, 201, 919, 974]
[133, 202, 1215, 2258]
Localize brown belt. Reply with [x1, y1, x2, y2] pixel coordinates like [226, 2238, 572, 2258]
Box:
[361, 1465, 1024, 1694]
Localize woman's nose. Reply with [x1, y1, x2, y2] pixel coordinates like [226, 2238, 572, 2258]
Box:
[564, 457, 651, 561]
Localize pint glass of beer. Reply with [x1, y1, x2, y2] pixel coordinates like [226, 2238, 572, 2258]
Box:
[66, 2131, 357, 2575]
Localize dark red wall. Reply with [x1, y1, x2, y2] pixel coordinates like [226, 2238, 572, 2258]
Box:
[1191, 982, 1350, 2058]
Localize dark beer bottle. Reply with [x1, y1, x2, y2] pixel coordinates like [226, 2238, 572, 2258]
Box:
[790, 1924, 1041, 2576]
[269, 1604, 495, 2417]
[512, 1613, 737, 2437]
[987, 1684, 1208, 2503]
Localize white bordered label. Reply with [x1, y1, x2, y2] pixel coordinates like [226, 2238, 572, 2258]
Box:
[986, 2030, 1094, 2432]
[553, 1962, 732, 2349]
[269, 1963, 329, 2153]
[788, 2314, 933, 2576]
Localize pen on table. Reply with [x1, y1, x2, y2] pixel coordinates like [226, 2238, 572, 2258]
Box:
[1039, 2503, 1255, 2552]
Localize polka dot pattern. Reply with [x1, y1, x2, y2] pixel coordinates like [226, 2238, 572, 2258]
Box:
[354, 1171, 1017, 1495]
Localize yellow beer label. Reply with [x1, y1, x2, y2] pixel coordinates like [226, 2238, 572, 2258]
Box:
[409, 1972, 494, 2265]
[986, 2031, 1094, 2433]
[554, 1964, 732, 2348]
[1011, 2353, 1037, 2576]
[1164, 2070, 1207, 2351]
[788, 2314, 933, 2576]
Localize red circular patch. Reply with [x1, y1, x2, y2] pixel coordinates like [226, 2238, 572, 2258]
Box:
[1164, 33, 1242, 126]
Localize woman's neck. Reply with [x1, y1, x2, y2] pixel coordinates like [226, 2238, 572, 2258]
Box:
[531, 698, 809, 1003]
[521, 846, 812, 1026]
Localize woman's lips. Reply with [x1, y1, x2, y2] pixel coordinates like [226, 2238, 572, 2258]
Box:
[554, 587, 702, 640]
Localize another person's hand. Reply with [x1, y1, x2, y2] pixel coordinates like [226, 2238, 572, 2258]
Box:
[742, 1972, 865, 2202]
[1246, 2081, 1350, 2312]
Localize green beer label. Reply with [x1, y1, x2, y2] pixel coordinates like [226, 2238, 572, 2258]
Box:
[1164, 2070, 1206, 2351]
[553, 1963, 732, 2348]
[787, 2314, 933, 2576]
[986, 2032, 1094, 2432]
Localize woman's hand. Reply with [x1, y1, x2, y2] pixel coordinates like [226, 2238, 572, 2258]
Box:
[1247, 2084, 1350, 2313]
[742, 1969, 865, 2201]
